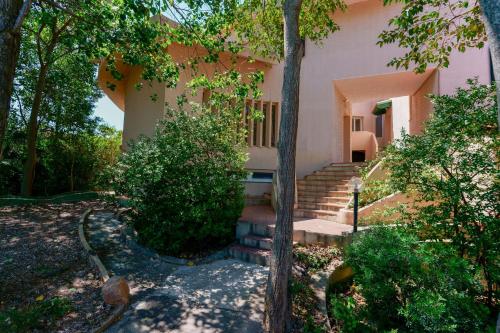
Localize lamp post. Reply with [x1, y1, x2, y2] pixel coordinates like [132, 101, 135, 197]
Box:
[349, 177, 363, 233]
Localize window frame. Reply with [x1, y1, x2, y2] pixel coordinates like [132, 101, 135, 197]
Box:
[352, 116, 364, 132]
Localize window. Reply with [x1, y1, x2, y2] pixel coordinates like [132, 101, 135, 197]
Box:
[245, 100, 253, 145]
[244, 99, 279, 148]
[262, 102, 269, 146]
[375, 115, 383, 137]
[253, 101, 261, 146]
[352, 116, 363, 132]
[245, 171, 274, 183]
[271, 103, 279, 147]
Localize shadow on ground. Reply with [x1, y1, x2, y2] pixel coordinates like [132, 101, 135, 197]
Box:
[87, 212, 268, 333]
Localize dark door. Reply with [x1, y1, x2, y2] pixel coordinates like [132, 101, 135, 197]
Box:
[352, 150, 366, 162]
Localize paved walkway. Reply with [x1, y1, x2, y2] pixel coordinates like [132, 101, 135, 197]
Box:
[86, 212, 268, 333]
[240, 205, 354, 236]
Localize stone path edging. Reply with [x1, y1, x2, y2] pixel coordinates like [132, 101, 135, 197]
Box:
[78, 209, 128, 333]
[0, 191, 99, 207]
[79, 209, 110, 281]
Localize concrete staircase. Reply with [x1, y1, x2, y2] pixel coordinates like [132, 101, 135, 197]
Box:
[228, 163, 363, 266]
[228, 223, 273, 266]
[294, 163, 364, 221]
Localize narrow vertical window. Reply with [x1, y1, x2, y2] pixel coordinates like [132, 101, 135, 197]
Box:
[262, 102, 269, 146]
[253, 101, 262, 146]
[376, 115, 383, 137]
[271, 103, 279, 147]
[246, 100, 253, 146]
[352, 116, 363, 132]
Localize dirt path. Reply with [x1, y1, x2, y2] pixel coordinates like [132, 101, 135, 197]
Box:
[86, 212, 269, 333]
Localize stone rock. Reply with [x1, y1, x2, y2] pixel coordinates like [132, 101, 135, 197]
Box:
[102, 276, 130, 305]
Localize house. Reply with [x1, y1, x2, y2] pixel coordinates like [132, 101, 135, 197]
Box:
[98, 0, 492, 220]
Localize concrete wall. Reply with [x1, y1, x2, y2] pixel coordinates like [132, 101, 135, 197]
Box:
[122, 68, 166, 147]
[391, 96, 410, 141]
[351, 100, 377, 133]
[351, 131, 378, 160]
[410, 72, 439, 134]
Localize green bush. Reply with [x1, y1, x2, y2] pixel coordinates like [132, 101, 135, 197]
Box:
[329, 294, 361, 333]
[115, 106, 247, 256]
[344, 227, 490, 332]
[382, 80, 499, 302]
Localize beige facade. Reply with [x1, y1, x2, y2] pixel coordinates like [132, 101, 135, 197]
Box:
[98, 0, 491, 197]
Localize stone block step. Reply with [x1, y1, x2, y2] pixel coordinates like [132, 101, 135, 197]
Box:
[297, 179, 350, 186]
[322, 165, 363, 172]
[306, 174, 357, 180]
[228, 244, 270, 266]
[236, 221, 272, 238]
[294, 209, 338, 221]
[297, 184, 349, 192]
[298, 196, 350, 204]
[240, 234, 273, 250]
[329, 163, 365, 167]
[297, 190, 350, 197]
[297, 202, 345, 211]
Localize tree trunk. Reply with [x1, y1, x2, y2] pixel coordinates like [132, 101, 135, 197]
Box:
[264, 0, 303, 332]
[0, 0, 26, 158]
[479, 0, 500, 127]
[21, 63, 48, 196]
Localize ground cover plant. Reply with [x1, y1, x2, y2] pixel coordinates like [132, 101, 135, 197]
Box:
[115, 105, 248, 256]
[292, 244, 343, 333]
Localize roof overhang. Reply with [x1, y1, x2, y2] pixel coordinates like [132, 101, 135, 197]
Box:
[334, 68, 437, 103]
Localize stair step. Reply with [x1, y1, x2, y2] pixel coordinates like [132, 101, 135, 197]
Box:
[298, 196, 350, 203]
[297, 202, 345, 211]
[322, 165, 364, 172]
[240, 234, 273, 250]
[228, 244, 270, 266]
[297, 184, 349, 191]
[306, 174, 357, 180]
[298, 179, 350, 186]
[298, 190, 350, 197]
[294, 209, 339, 221]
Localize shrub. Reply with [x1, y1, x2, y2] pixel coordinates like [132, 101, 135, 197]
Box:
[382, 80, 499, 303]
[344, 227, 490, 332]
[115, 106, 247, 256]
[329, 294, 360, 333]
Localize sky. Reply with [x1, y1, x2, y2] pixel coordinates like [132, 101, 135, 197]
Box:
[94, 96, 124, 130]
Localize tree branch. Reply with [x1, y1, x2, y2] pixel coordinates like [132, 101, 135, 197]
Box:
[13, 0, 32, 32]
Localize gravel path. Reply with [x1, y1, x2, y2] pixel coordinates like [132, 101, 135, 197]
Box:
[86, 212, 269, 333]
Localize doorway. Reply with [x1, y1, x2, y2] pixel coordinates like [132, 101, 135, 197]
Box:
[352, 150, 366, 162]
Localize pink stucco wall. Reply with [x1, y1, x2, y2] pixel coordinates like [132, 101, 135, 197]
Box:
[99, 0, 491, 196]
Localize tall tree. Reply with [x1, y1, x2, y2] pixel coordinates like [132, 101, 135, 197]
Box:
[480, 0, 500, 126]
[12, 24, 104, 194]
[232, 0, 346, 331]
[265, 2, 303, 331]
[379, 0, 500, 125]
[17, 0, 180, 195]
[0, 0, 31, 159]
